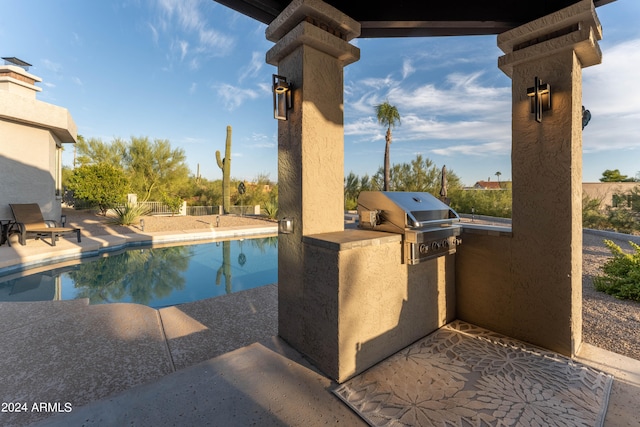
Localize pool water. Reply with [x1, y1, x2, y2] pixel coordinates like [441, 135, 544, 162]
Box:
[0, 237, 278, 309]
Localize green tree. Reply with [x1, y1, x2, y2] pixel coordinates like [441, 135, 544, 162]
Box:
[66, 163, 129, 215]
[600, 169, 635, 182]
[241, 173, 275, 208]
[495, 171, 502, 185]
[126, 137, 190, 201]
[372, 155, 461, 194]
[344, 172, 360, 210]
[75, 136, 191, 202]
[360, 174, 373, 192]
[375, 101, 401, 191]
[449, 188, 513, 218]
[61, 165, 74, 188]
[184, 176, 222, 207]
[75, 136, 127, 168]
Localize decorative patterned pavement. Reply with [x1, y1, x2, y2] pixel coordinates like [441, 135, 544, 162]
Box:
[334, 321, 613, 427]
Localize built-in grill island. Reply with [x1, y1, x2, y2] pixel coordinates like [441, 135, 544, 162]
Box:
[296, 190, 461, 383]
[357, 191, 462, 264]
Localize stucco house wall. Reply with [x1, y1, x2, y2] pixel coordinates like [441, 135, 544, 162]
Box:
[583, 182, 639, 209]
[0, 61, 76, 221]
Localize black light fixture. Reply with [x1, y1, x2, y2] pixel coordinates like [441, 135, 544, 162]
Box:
[582, 105, 591, 130]
[278, 217, 294, 234]
[60, 214, 67, 227]
[273, 74, 292, 121]
[527, 77, 551, 123]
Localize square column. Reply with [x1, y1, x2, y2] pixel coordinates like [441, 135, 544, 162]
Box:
[265, 0, 360, 352]
[497, 0, 602, 356]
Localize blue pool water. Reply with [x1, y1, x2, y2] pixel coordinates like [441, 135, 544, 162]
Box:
[0, 237, 278, 309]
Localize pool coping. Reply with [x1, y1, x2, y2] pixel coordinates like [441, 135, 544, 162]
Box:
[0, 224, 278, 277]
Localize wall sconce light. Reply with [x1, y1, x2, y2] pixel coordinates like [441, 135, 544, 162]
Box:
[140, 219, 145, 232]
[527, 77, 551, 123]
[60, 214, 67, 227]
[582, 105, 591, 130]
[278, 217, 294, 234]
[273, 74, 292, 121]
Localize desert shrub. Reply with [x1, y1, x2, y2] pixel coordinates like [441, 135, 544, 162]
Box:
[593, 239, 640, 301]
[66, 163, 128, 215]
[162, 193, 183, 216]
[582, 195, 609, 229]
[109, 203, 152, 226]
[262, 198, 278, 219]
[606, 208, 639, 235]
[449, 189, 512, 218]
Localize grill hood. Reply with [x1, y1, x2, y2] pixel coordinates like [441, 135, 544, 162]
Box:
[357, 191, 460, 233]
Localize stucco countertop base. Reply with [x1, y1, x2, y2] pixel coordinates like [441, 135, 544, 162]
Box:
[302, 229, 401, 251]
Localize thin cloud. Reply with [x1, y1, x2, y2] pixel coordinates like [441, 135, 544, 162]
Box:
[71, 32, 82, 46]
[181, 136, 206, 144]
[215, 83, 259, 110]
[583, 38, 640, 153]
[238, 52, 263, 83]
[148, 23, 159, 44]
[178, 40, 188, 60]
[401, 58, 415, 79]
[153, 0, 235, 60]
[42, 59, 62, 73]
[431, 141, 510, 157]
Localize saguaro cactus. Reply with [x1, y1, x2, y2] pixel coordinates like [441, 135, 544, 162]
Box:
[216, 240, 232, 294]
[216, 125, 232, 214]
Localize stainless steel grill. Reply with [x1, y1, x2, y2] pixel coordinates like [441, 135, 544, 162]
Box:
[357, 191, 462, 264]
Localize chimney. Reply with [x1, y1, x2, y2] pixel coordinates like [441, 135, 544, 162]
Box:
[0, 57, 42, 98]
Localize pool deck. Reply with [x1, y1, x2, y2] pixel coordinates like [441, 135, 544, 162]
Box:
[1, 225, 639, 426]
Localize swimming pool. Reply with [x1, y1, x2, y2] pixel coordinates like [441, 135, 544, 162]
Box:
[0, 237, 278, 309]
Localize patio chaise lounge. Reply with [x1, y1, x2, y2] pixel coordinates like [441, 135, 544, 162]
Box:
[9, 203, 81, 247]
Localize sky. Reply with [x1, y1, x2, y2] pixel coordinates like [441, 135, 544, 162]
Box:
[1, 0, 639, 187]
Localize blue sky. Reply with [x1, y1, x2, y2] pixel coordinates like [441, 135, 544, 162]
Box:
[1, 0, 639, 186]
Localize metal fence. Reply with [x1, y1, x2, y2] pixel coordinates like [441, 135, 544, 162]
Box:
[66, 192, 260, 217]
[229, 205, 260, 216]
[138, 204, 258, 216]
[138, 201, 176, 215]
[186, 206, 222, 216]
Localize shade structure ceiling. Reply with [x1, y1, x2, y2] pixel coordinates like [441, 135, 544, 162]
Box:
[213, 0, 615, 37]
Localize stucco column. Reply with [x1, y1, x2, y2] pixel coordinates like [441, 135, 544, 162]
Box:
[498, 0, 602, 356]
[265, 0, 360, 349]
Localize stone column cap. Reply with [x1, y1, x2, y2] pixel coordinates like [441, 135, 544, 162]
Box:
[266, 20, 360, 66]
[266, 0, 360, 42]
[498, 0, 602, 76]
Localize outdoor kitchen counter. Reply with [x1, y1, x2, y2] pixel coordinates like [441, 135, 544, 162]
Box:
[302, 229, 401, 251]
[461, 223, 512, 237]
[300, 226, 455, 383]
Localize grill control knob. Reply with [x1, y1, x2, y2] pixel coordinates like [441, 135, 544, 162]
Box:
[441, 239, 449, 248]
[419, 244, 428, 254]
[432, 241, 440, 250]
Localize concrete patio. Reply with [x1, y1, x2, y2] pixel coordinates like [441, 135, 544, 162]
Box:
[0, 225, 638, 426]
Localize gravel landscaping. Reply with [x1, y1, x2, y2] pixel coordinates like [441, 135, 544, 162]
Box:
[583, 231, 640, 360]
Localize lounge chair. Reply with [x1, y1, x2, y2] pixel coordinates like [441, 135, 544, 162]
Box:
[9, 203, 81, 247]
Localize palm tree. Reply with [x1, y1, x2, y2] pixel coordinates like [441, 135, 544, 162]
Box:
[495, 171, 502, 187]
[375, 101, 401, 191]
